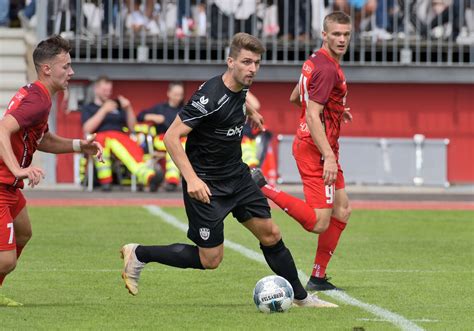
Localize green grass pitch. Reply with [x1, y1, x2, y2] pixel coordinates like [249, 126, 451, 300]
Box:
[1, 207, 472, 330]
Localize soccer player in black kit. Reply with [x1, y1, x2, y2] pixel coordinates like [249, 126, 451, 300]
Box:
[120, 33, 337, 308]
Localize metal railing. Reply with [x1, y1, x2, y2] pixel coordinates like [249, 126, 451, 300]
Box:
[36, 0, 474, 66]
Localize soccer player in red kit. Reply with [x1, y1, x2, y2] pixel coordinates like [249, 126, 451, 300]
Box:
[0, 35, 103, 306]
[252, 12, 353, 291]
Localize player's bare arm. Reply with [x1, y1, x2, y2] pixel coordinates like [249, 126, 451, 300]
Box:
[245, 92, 264, 131]
[82, 99, 117, 134]
[245, 91, 261, 111]
[306, 100, 337, 185]
[0, 114, 44, 187]
[290, 84, 301, 107]
[246, 107, 265, 131]
[37, 132, 103, 161]
[164, 116, 212, 204]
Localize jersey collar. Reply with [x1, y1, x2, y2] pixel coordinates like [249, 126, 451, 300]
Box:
[34, 80, 52, 103]
[318, 48, 340, 67]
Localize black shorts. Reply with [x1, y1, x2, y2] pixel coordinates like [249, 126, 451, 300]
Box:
[183, 170, 271, 248]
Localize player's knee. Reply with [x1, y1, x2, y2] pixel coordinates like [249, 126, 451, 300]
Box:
[199, 248, 223, 270]
[312, 221, 330, 234]
[259, 223, 281, 246]
[333, 204, 352, 223]
[343, 205, 352, 222]
[15, 230, 32, 246]
[312, 213, 331, 234]
[201, 255, 222, 270]
[0, 257, 17, 274]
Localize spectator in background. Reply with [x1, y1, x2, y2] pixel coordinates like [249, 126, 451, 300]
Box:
[137, 81, 185, 192]
[418, 0, 468, 43]
[277, 0, 312, 41]
[17, 0, 36, 29]
[333, 0, 376, 32]
[176, 0, 194, 38]
[126, 0, 160, 35]
[81, 76, 160, 192]
[373, 0, 395, 40]
[0, 0, 10, 27]
[210, 0, 258, 39]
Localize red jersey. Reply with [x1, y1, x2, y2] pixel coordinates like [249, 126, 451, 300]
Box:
[296, 48, 348, 160]
[0, 81, 51, 188]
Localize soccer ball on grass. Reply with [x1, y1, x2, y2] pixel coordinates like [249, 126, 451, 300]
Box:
[253, 275, 294, 313]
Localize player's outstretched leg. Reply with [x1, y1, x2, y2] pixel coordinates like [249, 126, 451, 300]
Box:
[120, 243, 145, 296]
[251, 168, 318, 232]
[120, 242, 206, 295]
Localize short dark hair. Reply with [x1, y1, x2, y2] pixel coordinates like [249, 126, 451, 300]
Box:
[323, 11, 352, 32]
[229, 33, 266, 59]
[168, 81, 184, 90]
[33, 35, 71, 72]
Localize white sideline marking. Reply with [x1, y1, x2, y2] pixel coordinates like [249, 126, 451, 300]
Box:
[339, 269, 471, 274]
[145, 205, 424, 331]
[358, 318, 439, 323]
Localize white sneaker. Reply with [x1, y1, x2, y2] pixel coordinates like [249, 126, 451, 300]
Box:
[293, 293, 338, 308]
[373, 28, 393, 41]
[120, 243, 145, 296]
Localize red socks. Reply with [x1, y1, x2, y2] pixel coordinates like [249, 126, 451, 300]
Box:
[0, 245, 25, 287]
[261, 185, 317, 232]
[260, 184, 347, 279]
[312, 217, 346, 278]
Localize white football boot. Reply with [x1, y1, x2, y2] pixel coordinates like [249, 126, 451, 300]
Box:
[120, 243, 145, 296]
[293, 293, 339, 308]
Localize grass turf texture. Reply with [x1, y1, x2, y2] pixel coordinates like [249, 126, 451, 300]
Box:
[1, 207, 472, 330]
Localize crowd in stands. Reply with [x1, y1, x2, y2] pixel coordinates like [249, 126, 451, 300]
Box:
[2, 0, 473, 45]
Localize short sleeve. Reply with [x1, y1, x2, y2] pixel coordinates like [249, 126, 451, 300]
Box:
[9, 91, 49, 128]
[178, 88, 214, 129]
[308, 64, 338, 105]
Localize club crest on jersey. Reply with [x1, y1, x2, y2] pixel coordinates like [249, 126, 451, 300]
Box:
[199, 228, 210, 240]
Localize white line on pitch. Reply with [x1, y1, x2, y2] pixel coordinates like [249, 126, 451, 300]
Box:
[358, 318, 440, 323]
[144, 205, 424, 331]
[337, 269, 471, 274]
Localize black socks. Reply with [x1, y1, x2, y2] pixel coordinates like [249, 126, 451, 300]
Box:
[260, 239, 307, 300]
[135, 243, 204, 270]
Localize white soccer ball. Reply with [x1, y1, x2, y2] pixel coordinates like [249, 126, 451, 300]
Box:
[253, 275, 294, 313]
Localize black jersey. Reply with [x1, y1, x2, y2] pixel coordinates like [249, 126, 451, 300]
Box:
[178, 75, 248, 180]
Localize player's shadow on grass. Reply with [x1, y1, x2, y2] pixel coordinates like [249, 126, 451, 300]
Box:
[162, 302, 250, 309]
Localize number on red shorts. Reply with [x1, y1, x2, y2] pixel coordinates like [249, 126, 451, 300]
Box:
[325, 185, 334, 204]
[7, 222, 14, 244]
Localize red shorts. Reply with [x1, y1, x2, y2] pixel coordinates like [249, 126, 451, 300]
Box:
[0, 186, 26, 251]
[292, 138, 345, 209]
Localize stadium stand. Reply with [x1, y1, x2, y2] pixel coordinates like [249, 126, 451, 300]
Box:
[7, 0, 474, 185]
